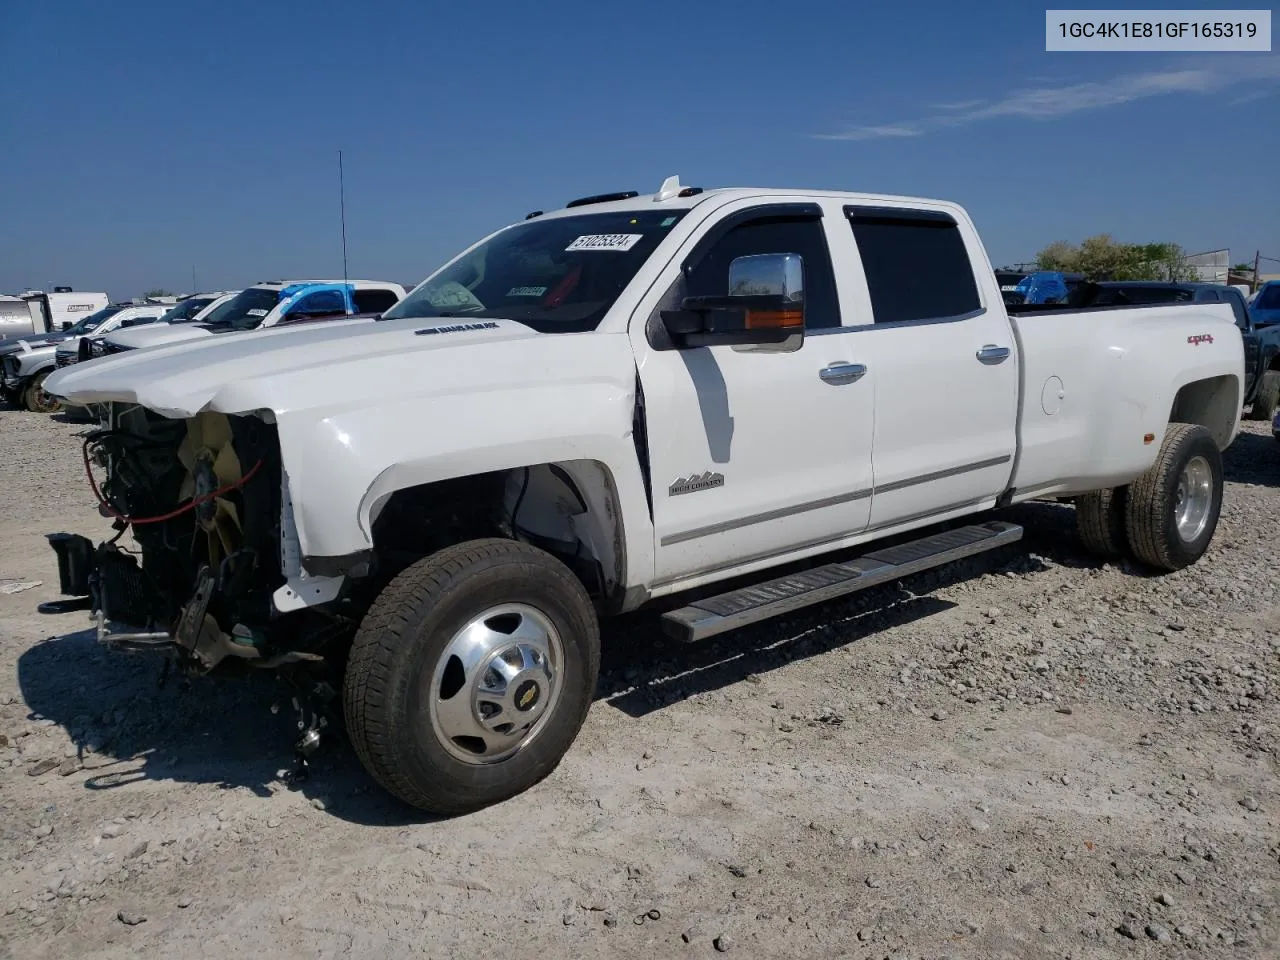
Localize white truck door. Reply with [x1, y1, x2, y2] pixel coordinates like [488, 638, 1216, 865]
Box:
[631, 200, 876, 586]
[841, 205, 1018, 529]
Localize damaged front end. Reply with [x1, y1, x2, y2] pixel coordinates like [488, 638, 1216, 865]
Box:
[45, 403, 351, 677]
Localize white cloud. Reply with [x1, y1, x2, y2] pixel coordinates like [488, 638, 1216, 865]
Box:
[813, 123, 923, 142]
[816, 54, 1280, 140]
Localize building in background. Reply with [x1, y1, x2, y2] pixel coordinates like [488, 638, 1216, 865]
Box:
[1184, 249, 1230, 284]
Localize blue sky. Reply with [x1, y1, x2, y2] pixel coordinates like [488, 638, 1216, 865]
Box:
[2, 0, 1277, 297]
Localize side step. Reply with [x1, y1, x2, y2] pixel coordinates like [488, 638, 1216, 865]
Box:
[660, 520, 1023, 643]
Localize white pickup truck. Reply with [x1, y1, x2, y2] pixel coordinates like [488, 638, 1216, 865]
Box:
[42, 177, 1243, 815]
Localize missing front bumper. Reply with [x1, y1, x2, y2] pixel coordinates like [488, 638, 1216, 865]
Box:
[43, 533, 321, 672]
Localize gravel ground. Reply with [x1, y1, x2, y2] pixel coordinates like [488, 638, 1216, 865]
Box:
[0, 406, 1276, 960]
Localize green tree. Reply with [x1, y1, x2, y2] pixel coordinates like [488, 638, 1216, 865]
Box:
[1035, 241, 1077, 272]
[143, 288, 175, 298]
[1035, 236, 1194, 282]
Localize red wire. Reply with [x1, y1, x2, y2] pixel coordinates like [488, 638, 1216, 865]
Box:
[82, 438, 264, 526]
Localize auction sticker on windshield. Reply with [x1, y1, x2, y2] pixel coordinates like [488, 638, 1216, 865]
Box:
[566, 234, 643, 252]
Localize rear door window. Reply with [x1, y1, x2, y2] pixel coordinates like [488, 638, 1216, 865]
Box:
[845, 208, 981, 324]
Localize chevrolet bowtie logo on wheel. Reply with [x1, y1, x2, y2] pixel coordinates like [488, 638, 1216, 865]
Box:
[668, 471, 725, 496]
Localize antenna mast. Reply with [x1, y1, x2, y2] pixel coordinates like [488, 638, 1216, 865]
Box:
[339, 150, 349, 286]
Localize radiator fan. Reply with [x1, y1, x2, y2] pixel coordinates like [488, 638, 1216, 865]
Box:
[177, 412, 244, 569]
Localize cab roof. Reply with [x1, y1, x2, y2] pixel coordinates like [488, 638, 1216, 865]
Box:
[523, 174, 964, 223]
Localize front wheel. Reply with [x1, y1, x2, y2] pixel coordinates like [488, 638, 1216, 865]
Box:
[1124, 423, 1223, 572]
[23, 371, 62, 414]
[343, 538, 600, 816]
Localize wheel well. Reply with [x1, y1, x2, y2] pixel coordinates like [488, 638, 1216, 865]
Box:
[368, 460, 626, 609]
[1169, 375, 1238, 449]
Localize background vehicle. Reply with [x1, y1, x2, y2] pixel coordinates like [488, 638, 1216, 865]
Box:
[2, 302, 170, 411]
[1062, 281, 1280, 420]
[1251, 280, 1280, 328]
[20, 289, 109, 336]
[43, 178, 1243, 816]
[97, 280, 406, 354]
[0, 295, 34, 338]
[80, 291, 238, 361]
[1006, 270, 1086, 305]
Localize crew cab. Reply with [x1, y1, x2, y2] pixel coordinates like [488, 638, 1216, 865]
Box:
[40, 177, 1243, 816]
[96, 280, 406, 355]
[1, 301, 171, 412]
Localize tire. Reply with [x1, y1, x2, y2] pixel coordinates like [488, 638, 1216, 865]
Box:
[1124, 423, 1223, 572]
[1248, 371, 1279, 422]
[343, 538, 600, 815]
[23, 371, 62, 414]
[1075, 486, 1128, 560]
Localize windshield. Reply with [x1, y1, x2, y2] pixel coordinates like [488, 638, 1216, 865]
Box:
[1256, 284, 1280, 311]
[64, 304, 124, 336]
[161, 297, 216, 323]
[198, 288, 282, 331]
[382, 210, 689, 333]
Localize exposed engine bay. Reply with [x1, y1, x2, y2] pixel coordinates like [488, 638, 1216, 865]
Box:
[48, 403, 355, 677]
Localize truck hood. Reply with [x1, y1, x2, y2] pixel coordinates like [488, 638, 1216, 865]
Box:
[42, 316, 567, 418]
[105, 323, 221, 350]
[0, 332, 68, 355]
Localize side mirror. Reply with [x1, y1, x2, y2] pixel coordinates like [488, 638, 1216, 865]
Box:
[661, 253, 805, 349]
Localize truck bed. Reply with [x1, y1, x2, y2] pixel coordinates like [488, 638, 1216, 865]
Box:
[1007, 299, 1241, 500]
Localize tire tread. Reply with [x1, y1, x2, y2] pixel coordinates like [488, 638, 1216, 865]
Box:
[343, 538, 598, 814]
[1124, 423, 1219, 572]
[1076, 487, 1127, 559]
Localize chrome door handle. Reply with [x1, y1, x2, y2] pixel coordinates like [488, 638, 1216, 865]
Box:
[976, 344, 1011, 364]
[819, 362, 867, 385]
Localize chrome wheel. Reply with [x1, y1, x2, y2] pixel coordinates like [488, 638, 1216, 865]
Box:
[427, 603, 564, 765]
[1174, 455, 1213, 542]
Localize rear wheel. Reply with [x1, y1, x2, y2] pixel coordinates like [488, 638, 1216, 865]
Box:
[1075, 487, 1127, 560]
[1248, 371, 1279, 422]
[23, 372, 62, 413]
[343, 538, 600, 815]
[1124, 423, 1222, 572]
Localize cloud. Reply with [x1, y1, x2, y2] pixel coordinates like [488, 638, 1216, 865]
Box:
[929, 99, 986, 111]
[813, 123, 923, 142]
[816, 54, 1280, 140]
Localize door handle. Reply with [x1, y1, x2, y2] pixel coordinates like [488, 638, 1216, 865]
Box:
[819, 362, 867, 385]
[976, 344, 1011, 364]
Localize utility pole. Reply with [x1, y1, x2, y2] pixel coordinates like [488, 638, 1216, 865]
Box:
[192, 265, 198, 293]
[1253, 250, 1261, 294]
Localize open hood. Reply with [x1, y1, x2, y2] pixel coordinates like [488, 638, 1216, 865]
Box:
[42, 316, 552, 419]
